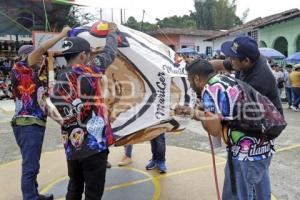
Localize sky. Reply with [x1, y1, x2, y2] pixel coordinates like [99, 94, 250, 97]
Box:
[77, 0, 300, 25]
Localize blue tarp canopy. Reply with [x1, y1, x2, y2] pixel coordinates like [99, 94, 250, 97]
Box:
[285, 52, 300, 64]
[259, 47, 285, 59]
[176, 48, 198, 54]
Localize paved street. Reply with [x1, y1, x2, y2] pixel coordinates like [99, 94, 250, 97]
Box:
[0, 100, 299, 200]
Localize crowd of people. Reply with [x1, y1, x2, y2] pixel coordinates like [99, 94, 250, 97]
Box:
[0, 58, 13, 74]
[270, 62, 300, 111]
[7, 21, 291, 200]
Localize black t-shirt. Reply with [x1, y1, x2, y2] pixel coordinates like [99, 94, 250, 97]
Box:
[224, 56, 283, 114]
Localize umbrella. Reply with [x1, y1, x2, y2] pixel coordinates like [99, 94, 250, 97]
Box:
[259, 47, 285, 59]
[177, 48, 197, 54]
[285, 52, 300, 64]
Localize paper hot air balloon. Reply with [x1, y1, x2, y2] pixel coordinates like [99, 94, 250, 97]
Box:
[47, 21, 196, 146]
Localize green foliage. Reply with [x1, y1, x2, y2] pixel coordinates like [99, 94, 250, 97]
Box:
[142, 22, 158, 32]
[156, 15, 197, 29]
[125, 15, 196, 32]
[125, 16, 158, 32]
[66, 6, 95, 27]
[126, 0, 247, 31]
[191, 0, 245, 30]
[126, 16, 140, 30]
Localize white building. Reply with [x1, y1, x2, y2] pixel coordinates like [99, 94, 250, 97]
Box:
[150, 28, 221, 56]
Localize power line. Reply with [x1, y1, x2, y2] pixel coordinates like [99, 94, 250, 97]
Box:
[42, 0, 51, 31]
[144, 11, 176, 46]
[0, 10, 31, 34]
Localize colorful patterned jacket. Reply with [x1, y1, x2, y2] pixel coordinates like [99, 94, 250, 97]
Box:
[50, 33, 117, 160]
[202, 74, 274, 161]
[11, 60, 48, 126]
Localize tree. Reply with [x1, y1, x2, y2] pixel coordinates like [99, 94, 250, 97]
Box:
[66, 6, 95, 27]
[124, 0, 247, 32]
[192, 0, 216, 29]
[125, 16, 157, 32]
[126, 16, 140, 30]
[156, 15, 196, 29]
[191, 0, 246, 30]
[141, 22, 157, 32]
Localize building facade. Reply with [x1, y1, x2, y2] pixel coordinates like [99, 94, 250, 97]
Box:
[206, 9, 300, 57]
[259, 17, 300, 56]
[150, 28, 221, 56]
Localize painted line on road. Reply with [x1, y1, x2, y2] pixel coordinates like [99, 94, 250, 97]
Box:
[0, 149, 65, 169]
[3, 144, 300, 200]
[156, 161, 225, 179]
[41, 162, 225, 200]
[271, 194, 277, 200]
[104, 167, 161, 200]
[41, 166, 161, 200]
[40, 176, 67, 195]
[276, 144, 300, 153]
[40, 144, 300, 200]
[0, 107, 14, 115]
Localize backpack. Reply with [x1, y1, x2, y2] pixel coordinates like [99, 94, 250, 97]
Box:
[228, 79, 287, 140]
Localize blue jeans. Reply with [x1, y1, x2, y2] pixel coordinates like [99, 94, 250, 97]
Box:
[222, 156, 272, 200]
[292, 87, 300, 107]
[13, 125, 45, 200]
[124, 145, 133, 158]
[285, 87, 293, 106]
[151, 133, 166, 162]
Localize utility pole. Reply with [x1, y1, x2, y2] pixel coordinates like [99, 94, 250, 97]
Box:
[111, 8, 114, 22]
[120, 9, 123, 24]
[141, 9, 145, 32]
[123, 9, 126, 23]
[99, 8, 102, 20]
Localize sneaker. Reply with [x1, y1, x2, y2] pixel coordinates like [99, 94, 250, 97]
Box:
[106, 161, 112, 168]
[39, 194, 54, 200]
[118, 156, 132, 166]
[291, 106, 300, 112]
[157, 161, 167, 173]
[145, 159, 157, 170]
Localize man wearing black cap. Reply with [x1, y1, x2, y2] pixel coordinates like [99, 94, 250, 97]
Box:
[10, 26, 71, 200]
[50, 22, 118, 200]
[217, 36, 283, 200]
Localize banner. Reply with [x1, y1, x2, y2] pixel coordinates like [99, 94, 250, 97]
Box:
[47, 21, 197, 144]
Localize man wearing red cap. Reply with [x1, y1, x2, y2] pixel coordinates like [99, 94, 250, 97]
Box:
[11, 27, 71, 200]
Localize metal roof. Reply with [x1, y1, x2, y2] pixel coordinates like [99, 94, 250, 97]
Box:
[150, 28, 221, 37]
[205, 8, 300, 41]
